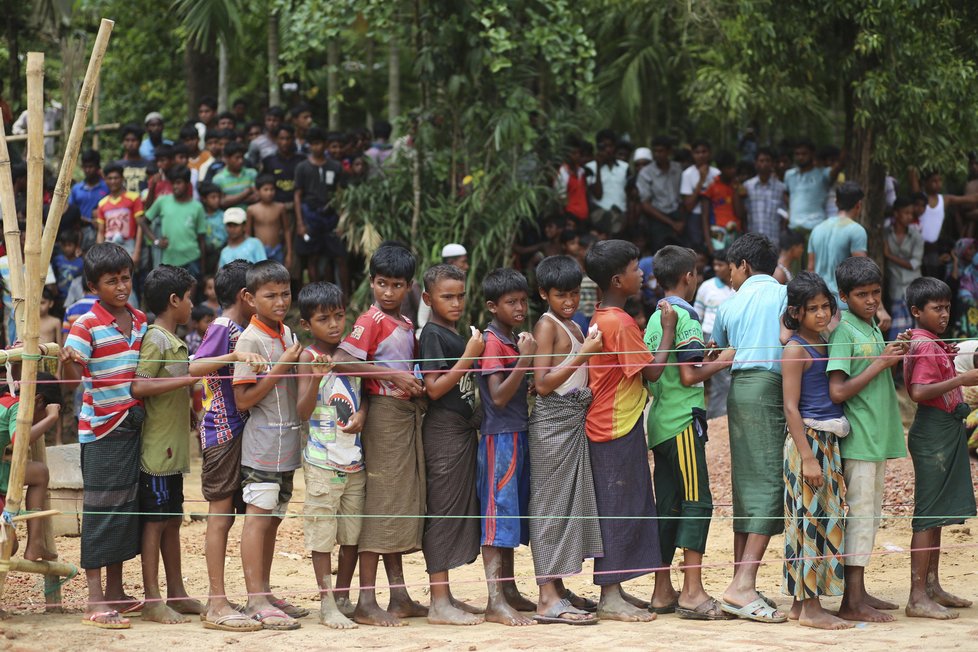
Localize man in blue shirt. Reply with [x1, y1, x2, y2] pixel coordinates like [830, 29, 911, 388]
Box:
[783, 140, 844, 232]
[139, 112, 172, 161]
[68, 149, 109, 229]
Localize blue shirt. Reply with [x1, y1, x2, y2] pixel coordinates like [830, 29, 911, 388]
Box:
[139, 137, 173, 161]
[807, 215, 867, 297]
[218, 237, 268, 267]
[476, 322, 529, 434]
[68, 179, 109, 222]
[712, 274, 787, 372]
[784, 166, 831, 230]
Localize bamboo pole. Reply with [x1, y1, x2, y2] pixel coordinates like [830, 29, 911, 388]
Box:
[0, 343, 60, 366]
[4, 122, 121, 143]
[0, 557, 76, 578]
[0, 53, 46, 604]
[0, 125, 26, 346]
[40, 19, 114, 272]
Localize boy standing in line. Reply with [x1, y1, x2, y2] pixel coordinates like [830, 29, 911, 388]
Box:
[827, 257, 908, 623]
[189, 260, 265, 632]
[62, 243, 147, 629]
[333, 244, 427, 627]
[710, 233, 788, 623]
[295, 282, 367, 629]
[903, 277, 978, 620]
[232, 261, 306, 630]
[130, 266, 205, 624]
[693, 248, 735, 418]
[583, 239, 675, 622]
[475, 268, 538, 627]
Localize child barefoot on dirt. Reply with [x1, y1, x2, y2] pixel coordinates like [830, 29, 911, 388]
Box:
[130, 265, 205, 624]
[296, 282, 366, 629]
[781, 272, 852, 631]
[188, 260, 265, 633]
[903, 277, 978, 620]
[232, 261, 306, 630]
[0, 372, 61, 562]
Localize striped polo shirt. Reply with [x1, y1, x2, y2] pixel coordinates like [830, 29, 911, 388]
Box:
[64, 301, 147, 443]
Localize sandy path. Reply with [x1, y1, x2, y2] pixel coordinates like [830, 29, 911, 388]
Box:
[0, 416, 976, 651]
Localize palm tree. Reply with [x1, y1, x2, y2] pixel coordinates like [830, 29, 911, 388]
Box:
[171, 0, 244, 112]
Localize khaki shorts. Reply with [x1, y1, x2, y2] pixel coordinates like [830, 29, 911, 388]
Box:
[843, 459, 886, 567]
[303, 462, 365, 552]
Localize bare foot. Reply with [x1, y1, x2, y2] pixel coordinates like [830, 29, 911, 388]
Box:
[168, 597, 205, 615]
[354, 602, 405, 627]
[428, 601, 484, 625]
[620, 589, 651, 610]
[388, 596, 428, 618]
[142, 602, 189, 624]
[799, 610, 854, 630]
[906, 596, 959, 620]
[650, 586, 680, 611]
[598, 590, 656, 622]
[927, 585, 973, 608]
[502, 587, 537, 612]
[451, 597, 485, 615]
[320, 599, 358, 629]
[484, 601, 536, 626]
[838, 601, 896, 623]
[335, 596, 356, 618]
[788, 599, 801, 621]
[864, 592, 899, 610]
[23, 542, 57, 561]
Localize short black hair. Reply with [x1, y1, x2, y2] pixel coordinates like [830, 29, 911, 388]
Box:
[204, 129, 220, 142]
[32, 372, 61, 409]
[83, 242, 134, 289]
[172, 143, 189, 157]
[154, 143, 175, 160]
[41, 286, 57, 302]
[143, 265, 196, 315]
[179, 125, 199, 141]
[255, 173, 275, 189]
[783, 271, 836, 330]
[423, 263, 465, 293]
[483, 268, 529, 303]
[835, 181, 865, 212]
[712, 248, 727, 263]
[265, 106, 286, 119]
[326, 131, 346, 144]
[369, 244, 416, 281]
[275, 124, 295, 137]
[906, 276, 952, 311]
[198, 96, 217, 110]
[585, 239, 640, 291]
[58, 229, 80, 246]
[215, 259, 252, 308]
[559, 229, 579, 245]
[755, 146, 775, 160]
[232, 98, 247, 109]
[373, 120, 392, 140]
[779, 229, 806, 252]
[794, 138, 816, 152]
[893, 195, 913, 211]
[836, 256, 881, 295]
[81, 149, 101, 166]
[290, 102, 312, 117]
[166, 165, 191, 183]
[715, 150, 736, 169]
[197, 181, 221, 197]
[217, 111, 235, 123]
[651, 135, 673, 149]
[595, 128, 617, 145]
[537, 255, 583, 292]
[245, 260, 291, 294]
[120, 123, 143, 140]
[191, 304, 215, 322]
[298, 281, 345, 320]
[691, 139, 711, 150]
[224, 141, 246, 158]
[306, 126, 327, 144]
[725, 233, 778, 276]
[103, 163, 123, 177]
[653, 245, 697, 291]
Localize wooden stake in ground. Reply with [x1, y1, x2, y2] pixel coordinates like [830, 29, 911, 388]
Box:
[0, 122, 25, 342]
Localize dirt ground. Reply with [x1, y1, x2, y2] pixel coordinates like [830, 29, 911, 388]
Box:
[1, 415, 977, 651]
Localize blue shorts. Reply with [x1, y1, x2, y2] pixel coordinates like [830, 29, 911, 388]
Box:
[264, 243, 285, 264]
[477, 431, 530, 548]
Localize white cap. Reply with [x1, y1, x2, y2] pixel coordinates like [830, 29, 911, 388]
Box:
[441, 243, 467, 259]
[633, 147, 653, 163]
[223, 207, 247, 225]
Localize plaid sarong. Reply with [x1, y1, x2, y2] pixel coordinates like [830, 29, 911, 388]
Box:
[358, 396, 426, 555]
[529, 388, 603, 584]
[80, 406, 144, 569]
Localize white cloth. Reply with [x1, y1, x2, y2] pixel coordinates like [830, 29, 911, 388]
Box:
[919, 194, 945, 244]
[585, 160, 629, 211]
[693, 277, 735, 338]
[842, 459, 886, 567]
[680, 165, 719, 215]
[954, 340, 978, 374]
[803, 416, 850, 438]
[542, 312, 588, 396]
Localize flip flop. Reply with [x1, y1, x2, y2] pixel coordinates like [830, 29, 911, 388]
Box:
[757, 591, 777, 610]
[202, 612, 263, 632]
[199, 601, 245, 621]
[562, 589, 598, 613]
[532, 598, 598, 626]
[271, 598, 310, 619]
[649, 600, 678, 614]
[120, 601, 144, 616]
[252, 608, 301, 631]
[82, 610, 131, 629]
[676, 597, 735, 621]
[720, 598, 787, 623]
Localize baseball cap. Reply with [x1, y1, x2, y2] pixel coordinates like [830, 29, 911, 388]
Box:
[223, 207, 247, 225]
[144, 111, 164, 125]
[633, 147, 653, 164]
[441, 243, 467, 258]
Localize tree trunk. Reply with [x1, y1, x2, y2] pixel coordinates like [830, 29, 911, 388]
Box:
[268, 9, 280, 107]
[5, 4, 20, 109]
[365, 37, 374, 130]
[848, 120, 886, 266]
[184, 41, 218, 120]
[388, 34, 400, 126]
[327, 40, 340, 130]
[218, 39, 229, 112]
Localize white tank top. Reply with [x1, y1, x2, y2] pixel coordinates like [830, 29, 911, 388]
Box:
[919, 194, 944, 244]
[542, 312, 588, 395]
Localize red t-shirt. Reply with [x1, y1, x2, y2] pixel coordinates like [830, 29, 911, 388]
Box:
[337, 305, 416, 398]
[904, 328, 963, 413]
[585, 305, 653, 442]
[560, 164, 589, 221]
[96, 192, 144, 242]
[703, 178, 739, 230]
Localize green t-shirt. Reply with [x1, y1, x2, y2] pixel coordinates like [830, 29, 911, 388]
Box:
[145, 195, 207, 267]
[644, 298, 705, 448]
[136, 325, 191, 475]
[826, 310, 906, 461]
[213, 167, 257, 211]
[0, 398, 19, 494]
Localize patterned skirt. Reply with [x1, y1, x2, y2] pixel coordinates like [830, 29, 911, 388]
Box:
[783, 426, 845, 599]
